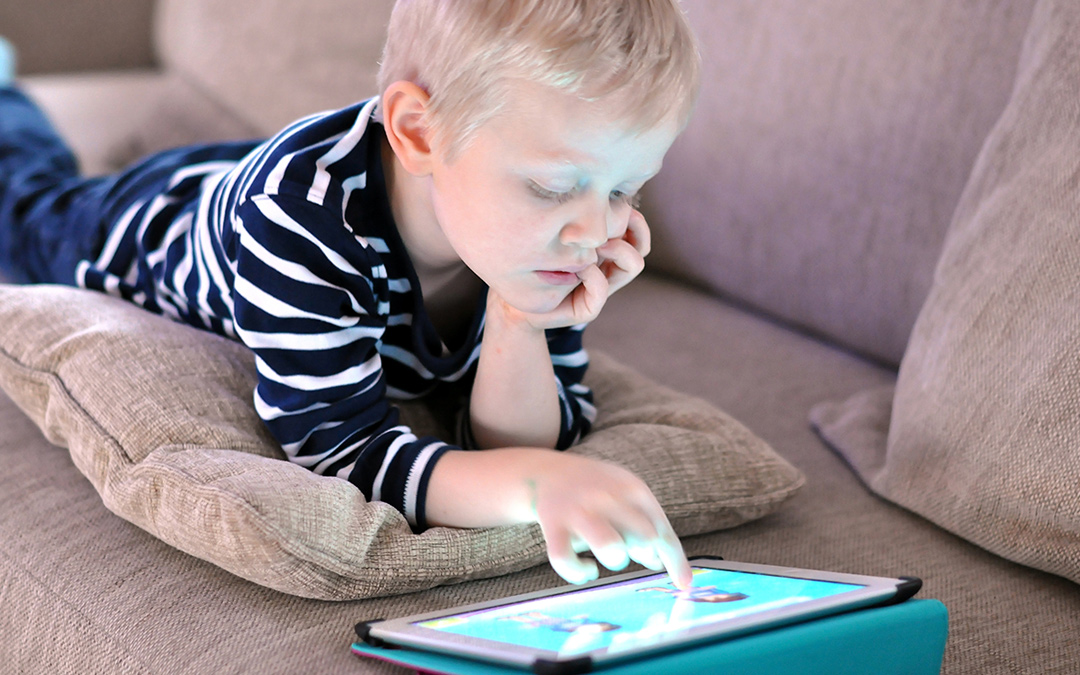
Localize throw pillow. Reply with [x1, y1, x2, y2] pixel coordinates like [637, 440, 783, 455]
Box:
[0, 283, 803, 600]
[811, 0, 1080, 585]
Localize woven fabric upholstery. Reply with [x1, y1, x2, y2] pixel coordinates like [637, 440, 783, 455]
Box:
[0, 283, 802, 600]
[812, 0, 1080, 586]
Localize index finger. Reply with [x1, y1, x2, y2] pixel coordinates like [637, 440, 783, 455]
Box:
[657, 529, 693, 590]
[625, 210, 652, 258]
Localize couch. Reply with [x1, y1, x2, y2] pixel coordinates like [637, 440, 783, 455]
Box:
[2, 0, 1078, 673]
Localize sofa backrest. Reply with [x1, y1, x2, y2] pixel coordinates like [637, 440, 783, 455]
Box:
[154, 0, 395, 136]
[1, 0, 155, 75]
[644, 0, 1037, 365]
[154, 0, 1038, 367]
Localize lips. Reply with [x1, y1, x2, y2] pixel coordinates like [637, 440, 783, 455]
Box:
[536, 270, 583, 285]
[535, 261, 595, 286]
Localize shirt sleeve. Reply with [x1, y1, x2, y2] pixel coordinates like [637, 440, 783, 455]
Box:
[546, 324, 596, 449]
[231, 193, 452, 529]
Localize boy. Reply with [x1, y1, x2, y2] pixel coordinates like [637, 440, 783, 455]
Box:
[0, 0, 701, 588]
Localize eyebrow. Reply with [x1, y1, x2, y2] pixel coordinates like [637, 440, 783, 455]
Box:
[528, 160, 663, 185]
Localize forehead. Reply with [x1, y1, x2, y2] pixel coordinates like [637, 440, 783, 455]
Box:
[478, 80, 679, 178]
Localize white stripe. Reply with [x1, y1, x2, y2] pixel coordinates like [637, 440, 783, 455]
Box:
[74, 260, 90, 288]
[254, 353, 382, 391]
[341, 172, 367, 215]
[550, 349, 589, 368]
[370, 428, 417, 502]
[238, 325, 383, 351]
[280, 420, 345, 458]
[238, 231, 367, 315]
[404, 442, 447, 526]
[307, 99, 377, 204]
[253, 389, 331, 421]
[250, 195, 362, 278]
[261, 113, 339, 195]
[314, 435, 371, 475]
[145, 211, 192, 272]
[93, 200, 143, 269]
[387, 278, 411, 293]
[367, 237, 390, 253]
[166, 160, 236, 190]
[193, 171, 232, 317]
[233, 276, 359, 327]
[379, 345, 436, 379]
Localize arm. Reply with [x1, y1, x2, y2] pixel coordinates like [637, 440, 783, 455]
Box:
[467, 210, 650, 450]
[233, 194, 453, 528]
[425, 447, 693, 589]
[442, 212, 691, 587]
[468, 294, 564, 450]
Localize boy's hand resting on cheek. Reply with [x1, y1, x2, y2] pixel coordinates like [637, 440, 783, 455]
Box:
[512, 209, 652, 331]
[425, 447, 693, 590]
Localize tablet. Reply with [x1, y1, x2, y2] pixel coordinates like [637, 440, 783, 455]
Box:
[356, 557, 921, 674]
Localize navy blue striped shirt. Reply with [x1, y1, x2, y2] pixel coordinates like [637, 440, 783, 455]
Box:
[75, 97, 596, 529]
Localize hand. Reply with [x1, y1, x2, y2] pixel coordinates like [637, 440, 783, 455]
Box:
[510, 210, 652, 331]
[425, 447, 692, 589]
[528, 452, 692, 589]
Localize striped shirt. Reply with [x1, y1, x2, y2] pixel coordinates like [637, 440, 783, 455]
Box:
[75, 97, 596, 529]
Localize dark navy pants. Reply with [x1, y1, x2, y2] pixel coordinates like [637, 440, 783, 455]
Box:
[0, 87, 260, 285]
[0, 87, 120, 284]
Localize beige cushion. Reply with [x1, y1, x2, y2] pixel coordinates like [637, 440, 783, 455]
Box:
[811, 0, 1080, 585]
[0, 284, 803, 600]
[23, 72, 259, 177]
[154, 0, 396, 136]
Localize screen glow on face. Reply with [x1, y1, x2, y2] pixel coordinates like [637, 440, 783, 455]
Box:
[415, 568, 863, 656]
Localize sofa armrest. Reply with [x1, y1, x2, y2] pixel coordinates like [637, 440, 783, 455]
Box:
[23, 71, 260, 177]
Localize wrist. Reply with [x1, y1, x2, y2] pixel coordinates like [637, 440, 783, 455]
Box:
[485, 290, 545, 335]
[425, 447, 559, 528]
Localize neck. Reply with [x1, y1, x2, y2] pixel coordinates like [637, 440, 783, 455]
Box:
[380, 134, 463, 282]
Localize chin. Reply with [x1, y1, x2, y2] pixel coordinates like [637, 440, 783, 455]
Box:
[500, 286, 574, 316]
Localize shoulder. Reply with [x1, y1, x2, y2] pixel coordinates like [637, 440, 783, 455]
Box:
[241, 98, 383, 207]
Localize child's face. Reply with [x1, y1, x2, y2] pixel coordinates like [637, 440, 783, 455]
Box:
[425, 81, 680, 315]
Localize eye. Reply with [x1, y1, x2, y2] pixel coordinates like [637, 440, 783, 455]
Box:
[529, 181, 576, 204]
[611, 190, 642, 209]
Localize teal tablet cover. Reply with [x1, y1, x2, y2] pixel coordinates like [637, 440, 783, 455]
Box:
[352, 598, 948, 674]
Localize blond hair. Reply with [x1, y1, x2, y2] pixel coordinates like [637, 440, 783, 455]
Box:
[377, 0, 701, 158]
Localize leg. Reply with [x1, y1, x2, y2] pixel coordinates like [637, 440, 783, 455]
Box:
[0, 86, 117, 284]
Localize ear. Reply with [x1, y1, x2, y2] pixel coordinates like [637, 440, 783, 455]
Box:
[382, 80, 437, 177]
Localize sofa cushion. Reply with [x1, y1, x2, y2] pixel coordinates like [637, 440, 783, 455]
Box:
[644, 0, 1036, 365]
[154, 0, 396, 136]
[811, 0, 1080, 585]
[23, 72, 259, 177]
[0, 283, 803, 600]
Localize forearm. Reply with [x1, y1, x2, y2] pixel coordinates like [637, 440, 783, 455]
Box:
[424, 447, 547, 528]
[469, 294, 562, 449]
[424, 446, 693, 589]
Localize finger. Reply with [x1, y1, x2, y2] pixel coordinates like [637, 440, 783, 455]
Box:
[570, 264, 609, 319]
[571, 516, 631, 573]
[627, 543, 664, 571]
[655, 526, 693, 590]
[619, 490, 693, 588]
[597, 238, 644, 295]
[543, 522, 600, 585]
[625, 210, 652, 257]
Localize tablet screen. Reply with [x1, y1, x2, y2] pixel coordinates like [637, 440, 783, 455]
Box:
[413, 567, 863, 657]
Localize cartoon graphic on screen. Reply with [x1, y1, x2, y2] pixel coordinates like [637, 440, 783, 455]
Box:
[500, 611, 621, 634]
[636, 584, 750, 604]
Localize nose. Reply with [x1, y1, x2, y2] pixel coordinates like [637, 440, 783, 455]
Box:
[559, 198, 627, 250]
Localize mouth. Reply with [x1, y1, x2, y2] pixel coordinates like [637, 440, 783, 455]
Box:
[535, 270, 583, 286]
